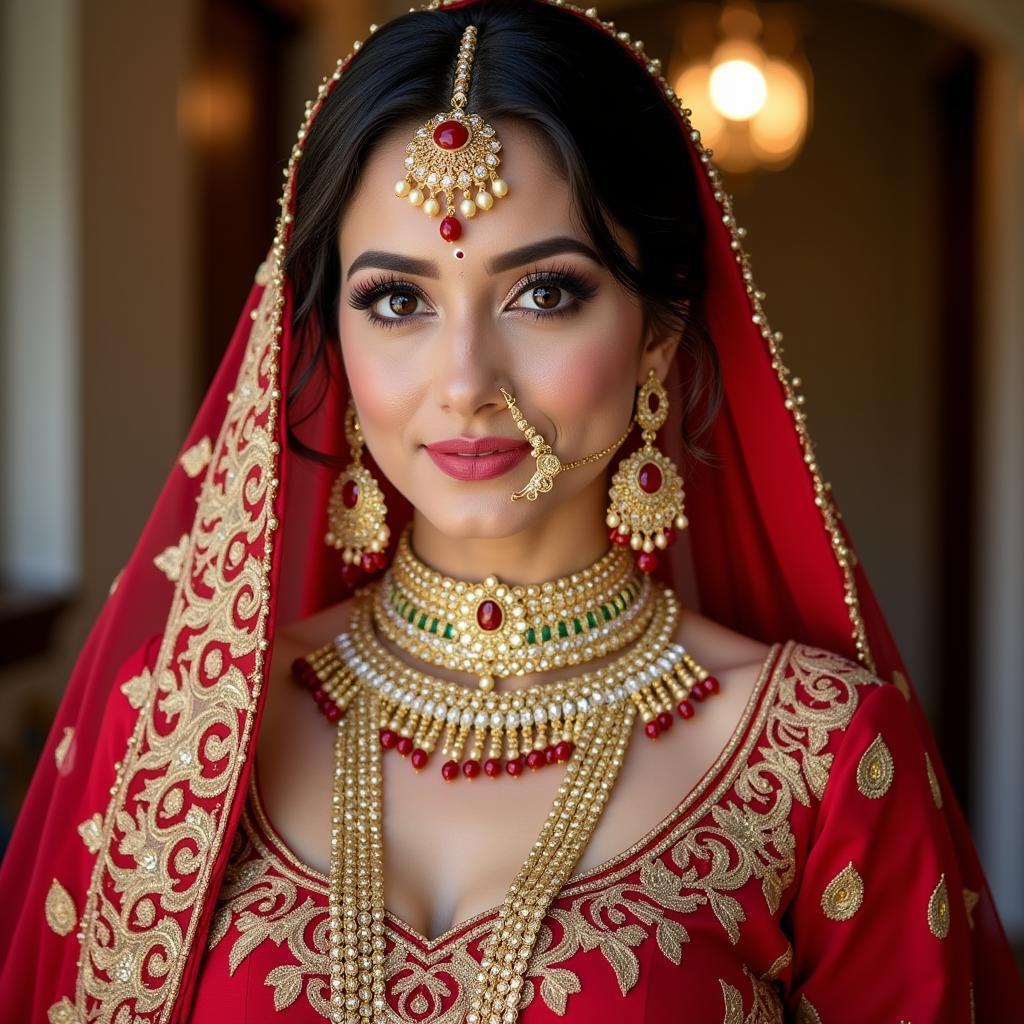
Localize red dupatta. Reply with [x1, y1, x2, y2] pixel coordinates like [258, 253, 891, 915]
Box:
[0, 1, 1018, 1020]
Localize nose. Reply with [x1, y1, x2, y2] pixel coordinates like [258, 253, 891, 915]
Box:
[432, 307, 506, 420]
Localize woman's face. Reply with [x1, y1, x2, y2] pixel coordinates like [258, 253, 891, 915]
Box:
[338, 118, 673, 541]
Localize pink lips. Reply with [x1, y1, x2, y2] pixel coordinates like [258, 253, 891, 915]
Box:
[424, 436, 531, 482]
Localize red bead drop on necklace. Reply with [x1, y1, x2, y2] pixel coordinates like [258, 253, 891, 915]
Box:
[644, 720, 660, 739]
[476, 599, 503, 631]
[678, 699, 695, 719]
[411, 748, 429, 770]
[441, 760, 459, 781]
[505, 755, 524, 777]
[380, 728, 397, 748]
[657, 711, 673, 731]
[483, 757, 502, 777]
[433, 119, 469, 150]
[554, 740, 574, 762]
[463, 758, 481, 779]
[396, 735, 413, 756]
[609, 527, 631, 547]
[439, 216, 462, 242]
[525, 749, 545, 770]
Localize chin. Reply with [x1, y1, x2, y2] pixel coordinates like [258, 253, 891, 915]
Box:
[411, 480, 549, 541]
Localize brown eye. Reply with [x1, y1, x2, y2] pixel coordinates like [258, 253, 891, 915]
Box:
[530, 285, 562, 310]
[388, 293, 418, 316]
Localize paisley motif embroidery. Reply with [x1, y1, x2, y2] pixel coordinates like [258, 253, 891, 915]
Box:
[855, 733, 893, 798]
[819, 862, 864, 922]
[927, 874, 950, 938]
[54, 726, 75, 773]
[925, 752, 943, 809]
[963, 886, 979, 929]
[45, 878, 77, 936]
[209, 643, 879, 1021]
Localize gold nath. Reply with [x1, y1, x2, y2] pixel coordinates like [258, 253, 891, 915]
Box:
[501, 387, 634, 501]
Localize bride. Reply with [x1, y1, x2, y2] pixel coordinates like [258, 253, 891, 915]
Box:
[1, 1, 1019, 1021]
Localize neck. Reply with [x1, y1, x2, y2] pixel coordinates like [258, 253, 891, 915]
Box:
[410, 472, 610, 584]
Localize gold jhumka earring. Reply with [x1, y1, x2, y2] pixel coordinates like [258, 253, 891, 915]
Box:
[324, 400, 390, 583]
[393, 23, 508, 242]
[606, 369, 687, 574]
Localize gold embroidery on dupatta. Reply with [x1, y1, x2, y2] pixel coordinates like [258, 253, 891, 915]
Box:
[78, 814, 103, 855]
[179, 436, 213, 478]
[719, 965, 784, 1023]
[76, 236, 285, 1019]
[152, 533, 189, 582]
[119, 668, 153, 711]
[54, 726, 75, 771]
[46, 878, 78, 936]
[795, 995, 823, 1024]
[963, 886, 979, 929]
[891, 669, 911, 701]
[855, 733, 893, 798]
[927, 873, 950, 938]
[925, 752, 943, 808]
[48, 997, 80, 1024]
[820, 862, 863, 922]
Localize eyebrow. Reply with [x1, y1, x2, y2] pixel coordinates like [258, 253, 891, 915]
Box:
[345, 235, 602, 280]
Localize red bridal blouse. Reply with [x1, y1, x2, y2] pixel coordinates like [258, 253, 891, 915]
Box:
[187, 640, 981, 1022]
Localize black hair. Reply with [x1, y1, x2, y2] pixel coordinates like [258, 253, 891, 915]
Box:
[284, 0, 721, 466]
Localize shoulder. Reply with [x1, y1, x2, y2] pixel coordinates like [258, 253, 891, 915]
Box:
[274, 594, 360, 656]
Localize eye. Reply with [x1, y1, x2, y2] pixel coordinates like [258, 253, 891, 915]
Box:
[506, 266, 598, 320]
[347, 274, 430, 328]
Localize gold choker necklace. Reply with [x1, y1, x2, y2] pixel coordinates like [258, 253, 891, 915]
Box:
[375, 528, 654, 691]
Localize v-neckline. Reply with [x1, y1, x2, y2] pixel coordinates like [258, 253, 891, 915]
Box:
[245, 640, 788, 950]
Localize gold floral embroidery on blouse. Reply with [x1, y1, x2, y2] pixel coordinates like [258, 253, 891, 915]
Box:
[211, 643, 880, 1021]
[795, 994, 822, 1023]
[719, 964, 784, 1023]
[54, 727, 75, 772]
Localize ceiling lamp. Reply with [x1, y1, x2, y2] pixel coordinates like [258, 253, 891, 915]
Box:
[673, 2, 812, 173]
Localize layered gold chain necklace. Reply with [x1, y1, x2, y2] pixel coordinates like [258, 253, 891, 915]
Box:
[291, 540, 722, 1023]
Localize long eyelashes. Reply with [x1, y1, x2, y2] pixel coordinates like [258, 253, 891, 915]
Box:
[346, 264, 598, 330]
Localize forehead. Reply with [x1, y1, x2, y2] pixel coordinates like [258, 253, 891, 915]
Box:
[339, 117, 601, 268]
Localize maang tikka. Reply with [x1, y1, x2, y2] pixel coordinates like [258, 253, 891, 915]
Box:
[393, 23, 509, 242]
[325, 400, 390, 581]
[606, 369, 688, 574]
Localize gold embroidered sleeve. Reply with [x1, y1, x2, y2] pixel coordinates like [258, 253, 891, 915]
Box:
[785, 682, 974, 1020]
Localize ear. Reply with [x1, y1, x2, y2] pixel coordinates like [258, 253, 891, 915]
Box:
[636, 309, 681, 387]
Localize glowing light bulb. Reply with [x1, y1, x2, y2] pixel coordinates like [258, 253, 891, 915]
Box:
[709, 58, 768, 121]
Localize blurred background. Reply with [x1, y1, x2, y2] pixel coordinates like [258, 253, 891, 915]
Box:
[0, 0, 1021, 956]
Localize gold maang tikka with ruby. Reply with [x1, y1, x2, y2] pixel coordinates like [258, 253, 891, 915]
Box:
[393, 24, 508, 242]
